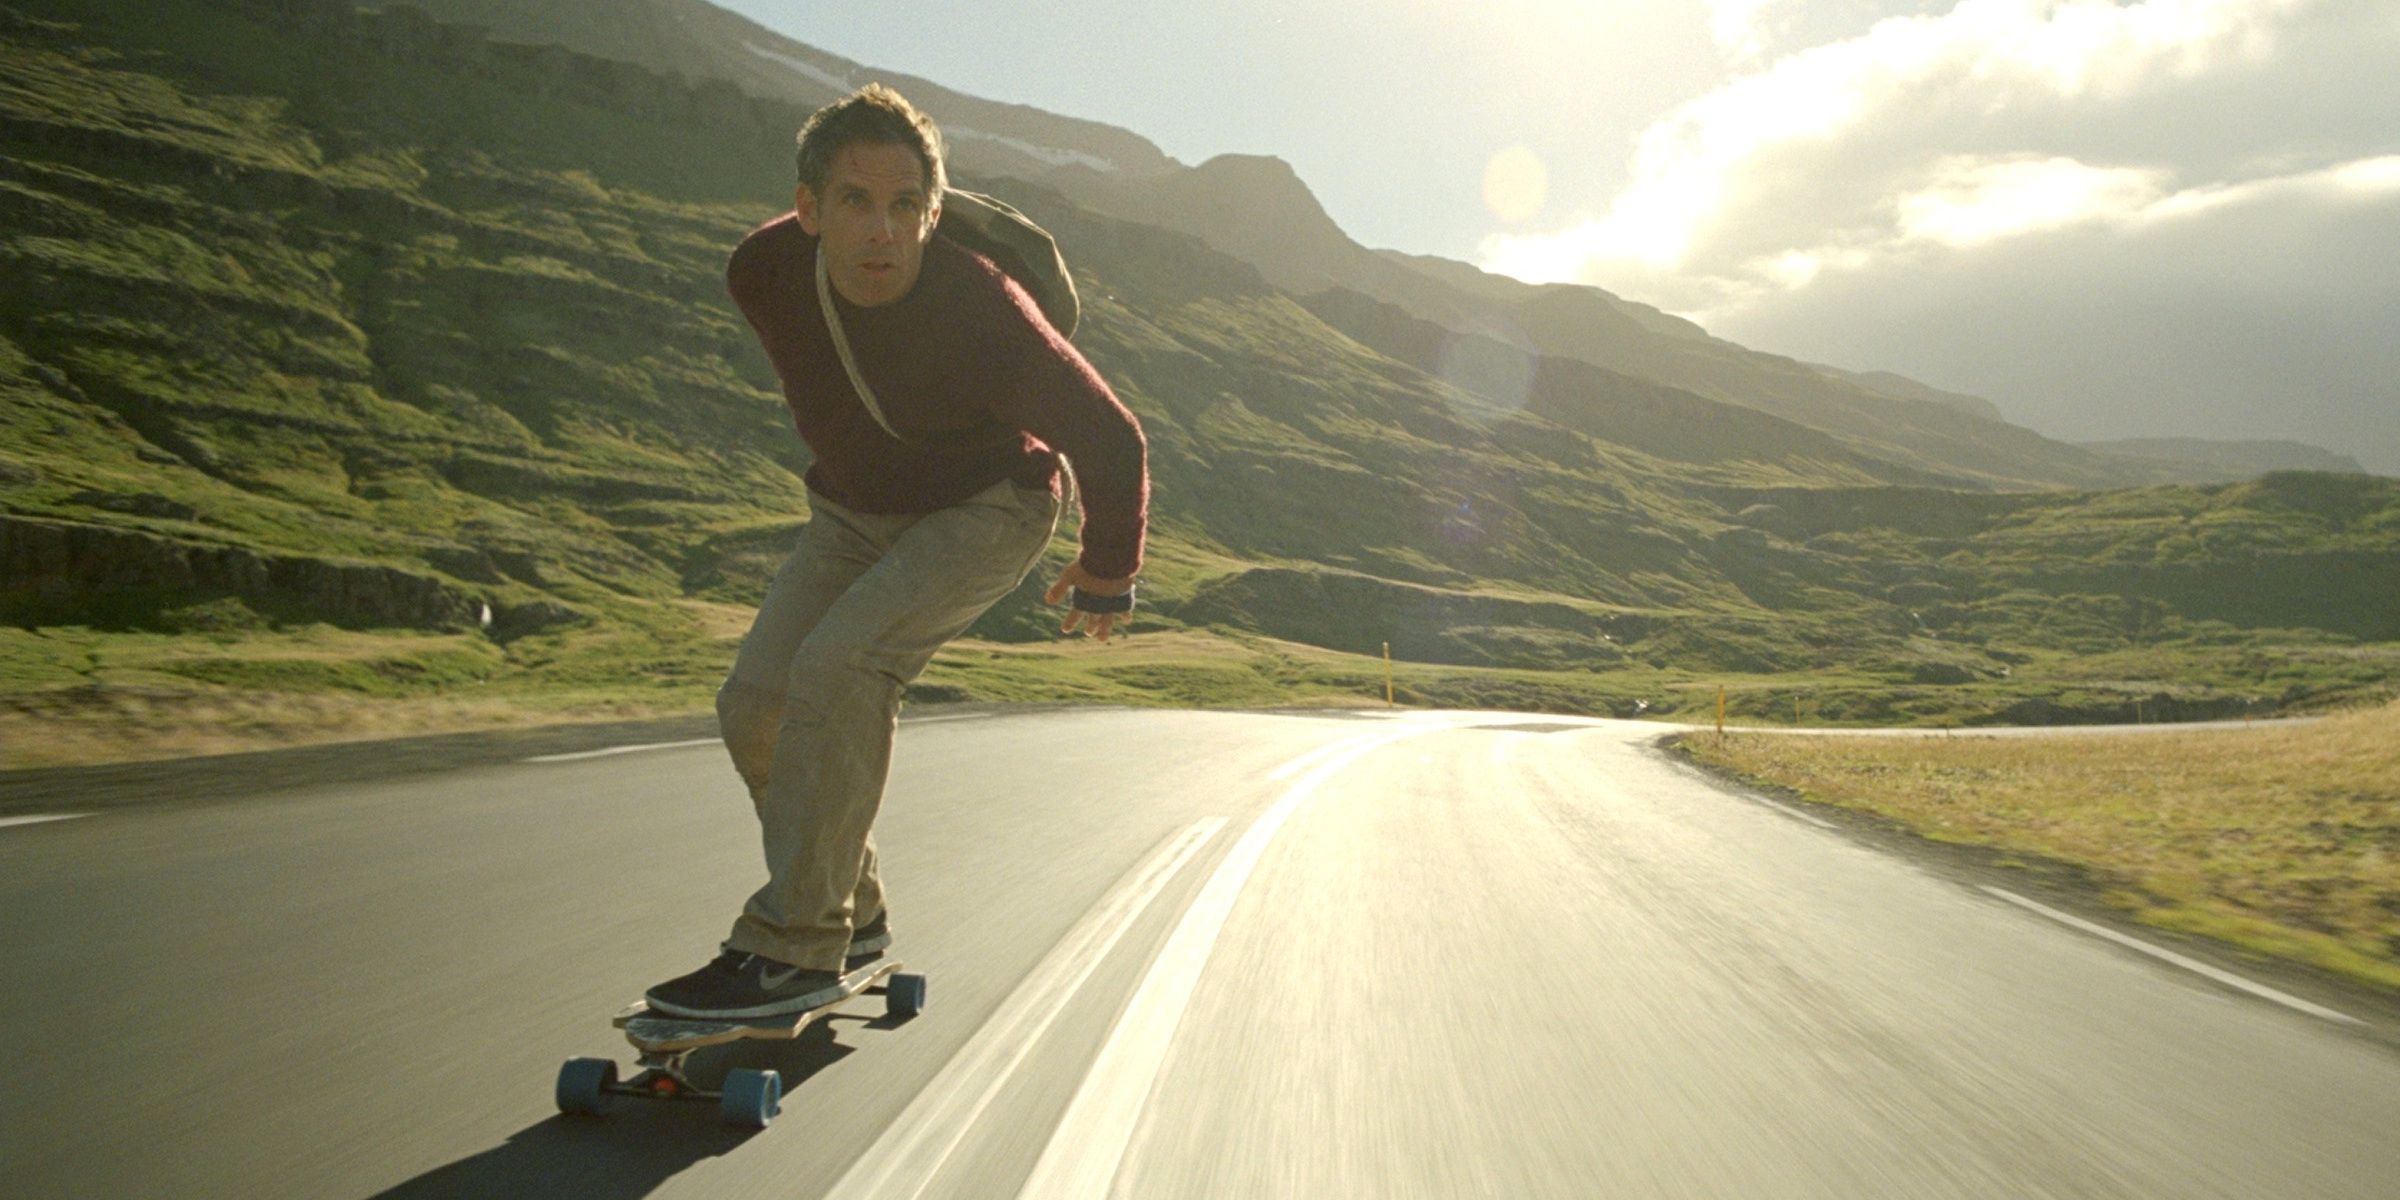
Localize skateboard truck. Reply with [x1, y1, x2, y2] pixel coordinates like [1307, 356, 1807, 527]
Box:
[557, 959, 927, 1127]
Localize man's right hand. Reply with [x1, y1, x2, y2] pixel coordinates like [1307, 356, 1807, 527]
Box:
[1044, 562, 1134, 642]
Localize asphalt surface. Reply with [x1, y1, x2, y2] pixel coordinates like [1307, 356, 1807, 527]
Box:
[4, 707, 2396, 1198]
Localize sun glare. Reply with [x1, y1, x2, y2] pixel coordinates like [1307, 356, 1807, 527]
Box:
[2333, 155, 2400, 193]
[1897, 156, 2165, 248]
[1482, 146, 1549, 224]
[1478, 227, 1586, 286]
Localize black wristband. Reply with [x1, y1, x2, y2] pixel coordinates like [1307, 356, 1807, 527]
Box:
[1070, 585, 1135, 614]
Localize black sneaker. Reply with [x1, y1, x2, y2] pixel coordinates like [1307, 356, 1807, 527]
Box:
[847, 910, 893, 968]
[645, 949, 846, 1019]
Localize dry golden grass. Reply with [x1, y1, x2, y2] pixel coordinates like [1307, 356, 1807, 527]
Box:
[945, 629, 1260, 661]
[0, 689, 545, 769]
[1683, 702, 2400, 990]
[0, 629, 1375, 771]
[0, 686, 700, 768]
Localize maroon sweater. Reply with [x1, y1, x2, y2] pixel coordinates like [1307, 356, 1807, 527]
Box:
[725, 213, 1148, 580]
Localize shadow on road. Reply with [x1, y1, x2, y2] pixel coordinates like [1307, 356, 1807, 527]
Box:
[369, 1024, 860, 1199]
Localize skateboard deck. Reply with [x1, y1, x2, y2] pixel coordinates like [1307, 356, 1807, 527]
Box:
[614, 957, 912, 1050]
[557, 957, 927, 1127]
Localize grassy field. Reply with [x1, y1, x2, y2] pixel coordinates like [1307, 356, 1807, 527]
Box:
[5, 597, 2390, 772]
[1676, 702, 2400, 992]
[0, 615, 1660, 769]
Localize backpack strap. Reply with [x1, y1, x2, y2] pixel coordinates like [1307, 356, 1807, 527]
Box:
[815, 244, 905, 442]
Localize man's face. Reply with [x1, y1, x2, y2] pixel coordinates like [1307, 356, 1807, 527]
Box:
[796, 142, 939, 308]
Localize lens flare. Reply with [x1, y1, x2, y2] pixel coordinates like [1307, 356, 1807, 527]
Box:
[1482, 145, 1549, 224]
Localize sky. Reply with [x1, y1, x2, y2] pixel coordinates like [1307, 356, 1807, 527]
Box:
[722, 0, 2398, 473]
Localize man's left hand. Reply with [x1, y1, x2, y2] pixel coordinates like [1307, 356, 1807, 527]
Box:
[1045, 562, 1134, 642]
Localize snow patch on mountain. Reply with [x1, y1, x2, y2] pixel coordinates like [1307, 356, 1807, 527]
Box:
[744, 41, 849, 93]
[944, 126, 1116, 174]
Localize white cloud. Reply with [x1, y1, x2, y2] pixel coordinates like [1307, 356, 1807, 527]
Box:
[1712, 165, 2400, 471]
[2127, 153, 2400, 225]
[1483, 0, 2322, 304]
[1474, 0, 2400, 469]
[1698, 0, 1925, 65]
[1895, 155, 2168, 246]
[2330, 155, 2400, 193]
[1704, 0, 1789, 62]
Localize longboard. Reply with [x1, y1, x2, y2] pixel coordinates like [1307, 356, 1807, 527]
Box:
[556, 957, 927, 1127]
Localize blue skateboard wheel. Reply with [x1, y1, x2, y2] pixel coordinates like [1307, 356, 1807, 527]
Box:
[721, 1068, 782, 1128]
[886, 972, 928, 1018]
[556, 1057, 617, 1116]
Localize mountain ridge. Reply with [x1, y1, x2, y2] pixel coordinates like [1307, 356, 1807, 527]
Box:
[384, 0, 2365, 492]
[388, 0, 1181, 182]
[2079, 437, 2369, 482]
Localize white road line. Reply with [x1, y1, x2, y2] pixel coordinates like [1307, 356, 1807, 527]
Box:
[521, 713, 994, 763]
[1753, 794, 1836, 830]
[1663, 751, 1839, 829]
[1980, 886, 2361, 1026]
[1262, 736, 1356, 783]
[1017, 723, 1448, 1200]
[823, 817, 1226, 1200]
[1263, 715, 1453, 783]
[0, 813, 92, 830]
[906, 712, 995, 725]
[522, 738, 719, 764]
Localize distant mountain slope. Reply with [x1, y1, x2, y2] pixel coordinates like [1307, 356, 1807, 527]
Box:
[1374, 246, 1711, 342]
[1299, 289, 1967, 490]
[1806, 374, 2370, 484]
[2080, 437, 2369, 482]
[1492, 285, 2164, 490]
[388, 0, 1178, 182]
[371, 0, 2170, 494]
[1812, 364, 2008, 423]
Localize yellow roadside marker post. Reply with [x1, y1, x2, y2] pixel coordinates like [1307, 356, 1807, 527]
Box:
[1717, 685, 1726, 737]
[1383, 642, 1394, 707]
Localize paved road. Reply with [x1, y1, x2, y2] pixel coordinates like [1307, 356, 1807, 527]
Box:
[4, 708, 2395, 1198]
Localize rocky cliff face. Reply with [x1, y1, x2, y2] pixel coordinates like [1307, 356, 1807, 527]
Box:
[1, 516, 478, 629]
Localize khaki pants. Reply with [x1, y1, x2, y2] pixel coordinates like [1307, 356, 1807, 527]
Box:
[715, 478, 1060, 971]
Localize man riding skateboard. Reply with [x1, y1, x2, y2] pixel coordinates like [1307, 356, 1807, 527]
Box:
[645, 84, 1148, 1019]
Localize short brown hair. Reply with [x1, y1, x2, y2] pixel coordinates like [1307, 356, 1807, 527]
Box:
[794, 83, 945, 199]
